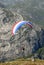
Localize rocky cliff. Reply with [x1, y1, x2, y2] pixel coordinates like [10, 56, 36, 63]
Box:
[0, 8, 44, 62]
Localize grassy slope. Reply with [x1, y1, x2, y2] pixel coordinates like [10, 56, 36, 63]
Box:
[0, 58, 44, 65]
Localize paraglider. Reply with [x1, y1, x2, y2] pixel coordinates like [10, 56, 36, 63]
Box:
[11, 21, 33, 35]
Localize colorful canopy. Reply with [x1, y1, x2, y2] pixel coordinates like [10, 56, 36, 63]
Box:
[12, 21, 33, 35]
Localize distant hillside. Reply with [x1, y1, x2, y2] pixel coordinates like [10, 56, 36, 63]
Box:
[0, 0, 44, 28]
[9, 0, 44, 28]
[0, 2, 6, 8]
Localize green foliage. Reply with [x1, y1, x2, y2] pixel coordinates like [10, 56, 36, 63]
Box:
[36, 47, 44, 59]
[37, 47, 44, 54]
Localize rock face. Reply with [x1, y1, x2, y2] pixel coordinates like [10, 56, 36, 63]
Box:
[0, 8, 44, 62]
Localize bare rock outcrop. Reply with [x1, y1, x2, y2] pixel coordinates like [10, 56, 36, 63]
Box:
[0, 8, 44, 62]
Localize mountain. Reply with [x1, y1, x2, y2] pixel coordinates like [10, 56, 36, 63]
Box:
[9, 0, 44, 28]
[0, 9, 44, 62]
[0, 2, 6, 8]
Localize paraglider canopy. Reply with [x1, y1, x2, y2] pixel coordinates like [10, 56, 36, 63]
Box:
[11, 21, 33, 35]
